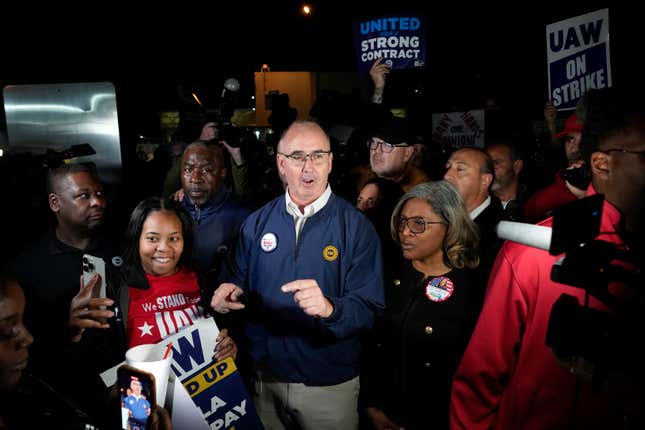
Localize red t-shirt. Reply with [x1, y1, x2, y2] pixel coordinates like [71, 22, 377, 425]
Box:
[126, 267, 204, 348]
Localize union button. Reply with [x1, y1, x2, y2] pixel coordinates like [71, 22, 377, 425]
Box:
[424, 326, 433, 335]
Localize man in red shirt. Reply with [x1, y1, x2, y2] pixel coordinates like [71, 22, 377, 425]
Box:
[524, 113, 588, 222]
[450, 85, 645, 429]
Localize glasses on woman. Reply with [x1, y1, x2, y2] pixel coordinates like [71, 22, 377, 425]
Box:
[278, 150, 331, 166]
[397, 216, 445, 234]
[367, 139, 410, 153]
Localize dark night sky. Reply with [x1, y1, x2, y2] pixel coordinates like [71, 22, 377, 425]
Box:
[2, 2, 641, 136]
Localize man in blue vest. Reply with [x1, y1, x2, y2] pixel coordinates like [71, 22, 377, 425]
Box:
[211, 121, 384, 429]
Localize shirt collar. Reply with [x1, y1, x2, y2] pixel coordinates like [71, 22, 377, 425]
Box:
[470, 195, 491, 220]
[47, 229, 100, 255]
[184, 185, 227, 210]
[285, 184, 332, 218]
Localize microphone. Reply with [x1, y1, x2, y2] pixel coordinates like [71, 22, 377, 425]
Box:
[495, 221, 553, 252]
[222, 77, 240, 97]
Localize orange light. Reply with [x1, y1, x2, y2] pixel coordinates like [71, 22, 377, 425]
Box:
[191, 92, 202, 106]
[301, 4, 312, 16]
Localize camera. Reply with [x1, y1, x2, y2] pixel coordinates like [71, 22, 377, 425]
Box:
[546, 293, 612, 362]
[541, 195, 642, 382]
[44, 143, 96, 169]
[82, 256, 96, 272]
[218, 124, 241, 147]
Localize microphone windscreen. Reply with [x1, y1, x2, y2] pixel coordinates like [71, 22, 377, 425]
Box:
[496, 221, 552, 251]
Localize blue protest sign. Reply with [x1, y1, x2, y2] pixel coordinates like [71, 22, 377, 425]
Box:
[166, 318, 263, 429]
[181, 358, 263, 430]
[355, 15, 426, 73]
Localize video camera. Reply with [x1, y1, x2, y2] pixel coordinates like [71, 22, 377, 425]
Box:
[218, 123, 241, 147]
[496, 194, 642, 381]
[43, 143, 96, 168]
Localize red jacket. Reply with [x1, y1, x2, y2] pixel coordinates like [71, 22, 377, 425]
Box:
[450, 187, 629, 429]
[524, 170, 577, 223]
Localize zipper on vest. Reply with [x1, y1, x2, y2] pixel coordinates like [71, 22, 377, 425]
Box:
[194, 203, 201, 225]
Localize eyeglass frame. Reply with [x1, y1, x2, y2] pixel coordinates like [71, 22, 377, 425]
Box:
[367, 139, 411, 153]
[397, 216, 446, 234]
[277, 150, 332, 165]
[602, 148, 645, 157]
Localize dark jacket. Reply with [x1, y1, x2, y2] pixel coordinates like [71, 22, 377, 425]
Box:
[0, 375, 99, 430]
[14, 230, 126, 426]
[473, 195, 504, 287]
[361, 260, 483, 429]
[181, 187, 252, 275]
[224, 193, 385, 385]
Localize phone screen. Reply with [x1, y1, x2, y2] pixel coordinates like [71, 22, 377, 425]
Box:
[117, 365, 156, 430]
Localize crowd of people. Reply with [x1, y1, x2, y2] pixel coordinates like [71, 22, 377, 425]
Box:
[0, 58, 643, 429]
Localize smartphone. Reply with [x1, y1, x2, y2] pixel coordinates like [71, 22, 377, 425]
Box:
[117, 364, 156, 430]
[563, 165, 591, 190]
[82, 254, 106, 301]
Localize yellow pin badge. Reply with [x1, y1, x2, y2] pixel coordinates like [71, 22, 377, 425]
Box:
[323, 245, 339, 261]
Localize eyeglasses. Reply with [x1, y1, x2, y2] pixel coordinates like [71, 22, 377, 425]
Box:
[397, 216, 445, 234]
[367, 139, 410, 153]
[278, 150, 331, 166]
[603, 148, 645, 157]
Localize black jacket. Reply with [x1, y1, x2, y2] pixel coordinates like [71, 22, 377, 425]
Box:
[0, 375, 99, 430]
[361, 260, 483, 429]
[14, 230, 126, 426]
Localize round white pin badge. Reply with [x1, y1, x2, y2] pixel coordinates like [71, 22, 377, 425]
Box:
[260, 233, 278, 252]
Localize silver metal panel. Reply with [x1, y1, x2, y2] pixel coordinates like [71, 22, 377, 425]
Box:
[3, 82, 122, 183]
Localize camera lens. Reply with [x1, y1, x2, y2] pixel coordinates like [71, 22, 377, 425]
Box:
[82, 257, 89, 264]
[83, 264, 89, 272]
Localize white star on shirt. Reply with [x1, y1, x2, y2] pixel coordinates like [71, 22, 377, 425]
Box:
[138, 321, 154, 337]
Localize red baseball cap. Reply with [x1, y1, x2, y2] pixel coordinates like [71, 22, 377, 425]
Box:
[556, 114, 584, 138]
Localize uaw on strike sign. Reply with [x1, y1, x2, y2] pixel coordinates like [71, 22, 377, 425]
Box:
[546, 8, 611, 111]
[167, 318, 262, 430]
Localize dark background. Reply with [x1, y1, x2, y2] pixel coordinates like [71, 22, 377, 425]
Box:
[0, 1, 642, 260]
[2, 2, 640, 127]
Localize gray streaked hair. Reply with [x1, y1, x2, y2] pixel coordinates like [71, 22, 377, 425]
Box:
[390, 180, 480, 269]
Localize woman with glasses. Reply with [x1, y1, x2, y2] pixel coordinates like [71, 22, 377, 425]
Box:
[361, 180, 482, 430]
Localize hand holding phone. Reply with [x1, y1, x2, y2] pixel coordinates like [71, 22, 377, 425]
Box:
[118, 365, 156, 430]
[82, 254, 106, 301]
[67, 256, 114, 342]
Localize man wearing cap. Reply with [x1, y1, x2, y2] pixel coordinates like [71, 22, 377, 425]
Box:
[360, 116, 430, 263]
[525, 113, 588, 222]
[367, 116, 430, 193]
[355, 59, 429, 195]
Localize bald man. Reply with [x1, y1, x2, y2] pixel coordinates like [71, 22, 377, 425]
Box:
[211, 121, 384, 429]
[444, 147, 503, 285]
[179, 141, 251, 274]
